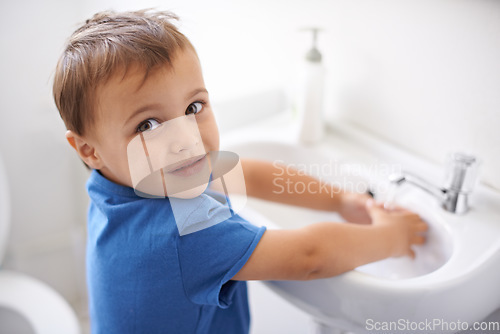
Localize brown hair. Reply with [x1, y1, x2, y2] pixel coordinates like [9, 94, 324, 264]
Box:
[53, 9, 194, 136]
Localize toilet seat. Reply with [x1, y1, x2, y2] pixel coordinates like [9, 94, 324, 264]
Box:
[0, 270, 80, 334]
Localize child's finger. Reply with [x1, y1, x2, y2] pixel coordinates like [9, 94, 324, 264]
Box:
[365, 200, 386, 219]
[385, 203, 413, 213]
[365, 199, 385, 211]
[412, 235, 426, 245]
[416, 221, 429, 232]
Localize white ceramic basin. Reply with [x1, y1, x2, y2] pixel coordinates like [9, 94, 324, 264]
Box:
[223, 128, 500, 333]
[232, 141, 454, 280]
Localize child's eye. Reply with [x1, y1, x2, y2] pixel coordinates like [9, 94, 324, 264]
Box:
[185, 102, 204, 115]
[136, 119, 161, 133]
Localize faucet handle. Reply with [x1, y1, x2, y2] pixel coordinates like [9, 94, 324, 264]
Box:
[443, 152, 479, 194]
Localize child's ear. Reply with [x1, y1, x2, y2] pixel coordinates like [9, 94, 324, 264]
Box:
[65, 130, 104, 170]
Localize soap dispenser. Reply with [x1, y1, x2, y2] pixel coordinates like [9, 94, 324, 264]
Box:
[297, 28, 325, 145]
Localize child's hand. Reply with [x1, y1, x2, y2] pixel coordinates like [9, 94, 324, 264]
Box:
[338, 192, 373, 224]
[366, 199, 428, 258]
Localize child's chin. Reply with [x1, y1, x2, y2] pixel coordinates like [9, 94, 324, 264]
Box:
[168, 183, 209, 199]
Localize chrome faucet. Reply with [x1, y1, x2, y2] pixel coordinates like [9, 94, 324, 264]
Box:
[389, 152, 479, 214]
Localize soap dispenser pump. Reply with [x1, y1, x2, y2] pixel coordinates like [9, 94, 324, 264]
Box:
[297, 28, 325, 145]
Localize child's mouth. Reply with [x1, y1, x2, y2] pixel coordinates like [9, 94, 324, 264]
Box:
[166, 154, 207, 177]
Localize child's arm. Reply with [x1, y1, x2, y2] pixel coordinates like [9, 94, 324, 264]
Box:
[233, 159, 427, 280]
[232, 202, 427, 280]
[241, 159, 372, 223]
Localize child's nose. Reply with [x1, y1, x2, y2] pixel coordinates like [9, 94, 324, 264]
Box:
[168, 116, 201, 153]
[169, 133, 200, 153]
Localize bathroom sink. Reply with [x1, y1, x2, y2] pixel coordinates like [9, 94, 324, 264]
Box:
[222, 123, 500, 333]
[232, 140, 454, 280]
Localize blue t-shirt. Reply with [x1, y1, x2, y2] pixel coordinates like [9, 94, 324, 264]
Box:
[86, 170, 266, 334]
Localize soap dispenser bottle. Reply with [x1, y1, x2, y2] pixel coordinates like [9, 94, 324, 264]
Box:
[297, 28, 325, 145]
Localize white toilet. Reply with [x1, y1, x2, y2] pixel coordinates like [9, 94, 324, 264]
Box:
[0, 153, 81, 334]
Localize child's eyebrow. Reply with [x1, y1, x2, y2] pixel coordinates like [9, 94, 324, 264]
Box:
[186, 88, 209, 100]
[124, 103, 163, 127]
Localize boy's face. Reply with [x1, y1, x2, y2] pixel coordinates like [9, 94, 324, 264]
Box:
[77, 48, 219, 189]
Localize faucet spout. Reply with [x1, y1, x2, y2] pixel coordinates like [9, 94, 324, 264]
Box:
[389, 172, 447, 203]
[388, 152, 479, 214]
[389, 152, 479, 214]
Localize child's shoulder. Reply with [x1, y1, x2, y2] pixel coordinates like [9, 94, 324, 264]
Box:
[87, 169, 175, 224]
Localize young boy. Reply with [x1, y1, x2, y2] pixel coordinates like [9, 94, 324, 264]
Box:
[53, 9, 427, 334]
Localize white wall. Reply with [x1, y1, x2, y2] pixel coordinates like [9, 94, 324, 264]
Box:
[0, 0, 89, 306]
[0, 0, 498, 327]
[322, 0, 500, 191]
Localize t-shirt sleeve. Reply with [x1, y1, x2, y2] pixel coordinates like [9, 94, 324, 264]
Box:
[176, 214, 266, 308]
